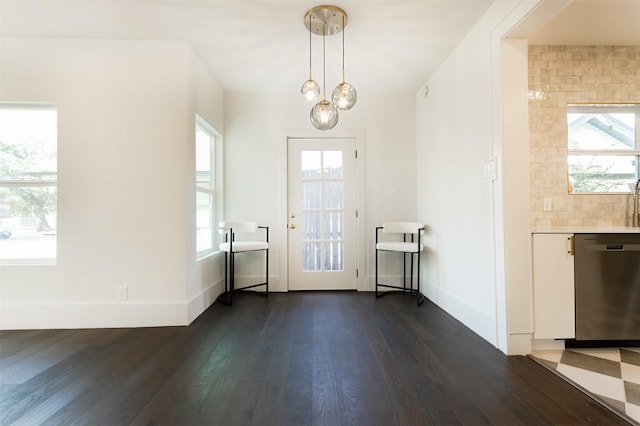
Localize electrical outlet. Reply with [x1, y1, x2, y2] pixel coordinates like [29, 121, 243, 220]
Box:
[543, 198, 552, 212]
[117, 286, 128, 301]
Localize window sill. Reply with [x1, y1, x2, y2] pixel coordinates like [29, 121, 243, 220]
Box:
[0, 258, 56, 266]
[197, 250, 221, 262]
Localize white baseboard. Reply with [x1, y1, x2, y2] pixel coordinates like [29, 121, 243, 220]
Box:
[0, 301, 188, 330]
[0, 278, 242, 330]
[187, 279, 224, 324]
[425, 281, 498, 347]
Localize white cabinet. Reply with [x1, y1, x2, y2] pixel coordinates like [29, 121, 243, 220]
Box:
[532, 233, 575, 339]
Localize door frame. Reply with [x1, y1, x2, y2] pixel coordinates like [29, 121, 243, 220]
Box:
[278, 129, 365, 292]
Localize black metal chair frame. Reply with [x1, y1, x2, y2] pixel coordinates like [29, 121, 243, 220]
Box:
[375, 224, 425, 305]
[218, 224, 269, 305]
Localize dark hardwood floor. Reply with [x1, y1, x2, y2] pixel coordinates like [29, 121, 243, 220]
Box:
[0, 292, 631, 425]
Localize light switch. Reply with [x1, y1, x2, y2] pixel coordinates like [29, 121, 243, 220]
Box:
[543, 198, 552, 211]
[483, 158, 496, 180]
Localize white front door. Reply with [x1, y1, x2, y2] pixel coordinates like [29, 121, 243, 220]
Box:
[287, 138, 358, 290]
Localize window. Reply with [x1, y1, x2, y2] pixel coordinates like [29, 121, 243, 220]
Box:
[0, 104, 57, 262]
[568, 104, 639, 194]
[195, 117, 215, 255]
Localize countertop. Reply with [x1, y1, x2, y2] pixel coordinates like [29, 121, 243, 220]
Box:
[532, 227, 640, 234]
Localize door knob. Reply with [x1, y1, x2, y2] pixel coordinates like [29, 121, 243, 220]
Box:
[289, 223, 296, 229]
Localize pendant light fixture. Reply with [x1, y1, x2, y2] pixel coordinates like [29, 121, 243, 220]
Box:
[303, 5, 356, 131]
[300, 13, 320, 102]
[331, 14, 357, 110]
[310, 22, 339, 130]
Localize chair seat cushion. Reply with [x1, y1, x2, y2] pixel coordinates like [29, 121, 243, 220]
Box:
[220, 241, 268, 252]
[376, 242, 423, 253]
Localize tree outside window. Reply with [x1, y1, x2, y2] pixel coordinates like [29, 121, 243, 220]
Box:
[0, 105, 57, 261]
[567, 105, 639, 194]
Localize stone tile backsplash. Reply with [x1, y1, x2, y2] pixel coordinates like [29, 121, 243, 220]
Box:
[528, 45, 640, 228]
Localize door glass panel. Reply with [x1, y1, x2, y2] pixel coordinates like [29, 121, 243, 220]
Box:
[302, 242, 321, 271]
[302, 151, 321, 178]
[302, 182, 321, 209]
[324, 242, 344, 271]
[300, 150, 345, 272]
[323, 151, 343, 178]
[303, 212, 321, 240]
[323, 181, 343, 210]
[323, 212, 343, 240]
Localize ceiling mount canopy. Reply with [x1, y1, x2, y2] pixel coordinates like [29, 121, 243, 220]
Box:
[304, 5, 347, 36]
[301, 5, 357, 131]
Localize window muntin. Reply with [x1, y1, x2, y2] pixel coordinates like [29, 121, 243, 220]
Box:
[0, 104, 57, 262]
[568, 105, 639, 194]
[196, 118, 215, 255]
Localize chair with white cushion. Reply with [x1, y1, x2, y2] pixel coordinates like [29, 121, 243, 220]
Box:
[375, 222, 425, 305]
[218, 221, 269, 305]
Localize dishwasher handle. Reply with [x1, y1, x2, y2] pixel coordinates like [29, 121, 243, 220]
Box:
[587, 244, 640, 252]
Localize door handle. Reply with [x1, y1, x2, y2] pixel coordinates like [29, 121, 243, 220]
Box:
[289, 223, 296, 229]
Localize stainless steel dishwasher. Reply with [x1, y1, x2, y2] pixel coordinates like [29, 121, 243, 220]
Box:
[574, 233, 640, 342]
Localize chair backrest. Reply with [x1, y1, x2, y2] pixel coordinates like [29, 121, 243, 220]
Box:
[381, 222, 424, 234]
[219, 221, 258, 234]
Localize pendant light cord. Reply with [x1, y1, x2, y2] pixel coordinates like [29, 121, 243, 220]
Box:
[341, 15, 346, 83]
[322, 23, 326, 100]
[308, 14, 312, 80]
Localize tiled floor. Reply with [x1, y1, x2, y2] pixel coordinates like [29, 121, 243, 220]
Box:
[532, 348, 640, 425]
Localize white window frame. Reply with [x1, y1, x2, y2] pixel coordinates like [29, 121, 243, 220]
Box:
[0, 103, 58, 265]
[195, 116, 217, 258]
[568, 104, 640, 194]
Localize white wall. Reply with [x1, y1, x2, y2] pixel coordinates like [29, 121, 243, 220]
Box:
[0, 38, 225, 329]
[185, 48, 226, 322]
[416, 1, 541, 354]
[416, 14, 499, 346]
[223, 90, 416, 291]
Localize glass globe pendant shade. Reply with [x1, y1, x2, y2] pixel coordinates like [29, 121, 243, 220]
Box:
[310, 99, 339, 131]
[331, 82, 357, 110]
[301, 79, 320, 102]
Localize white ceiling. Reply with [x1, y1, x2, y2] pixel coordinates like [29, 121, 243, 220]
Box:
[527, 0, 640, 45]
[1, 1, 638, 94]
[0, 0, 494, 93]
